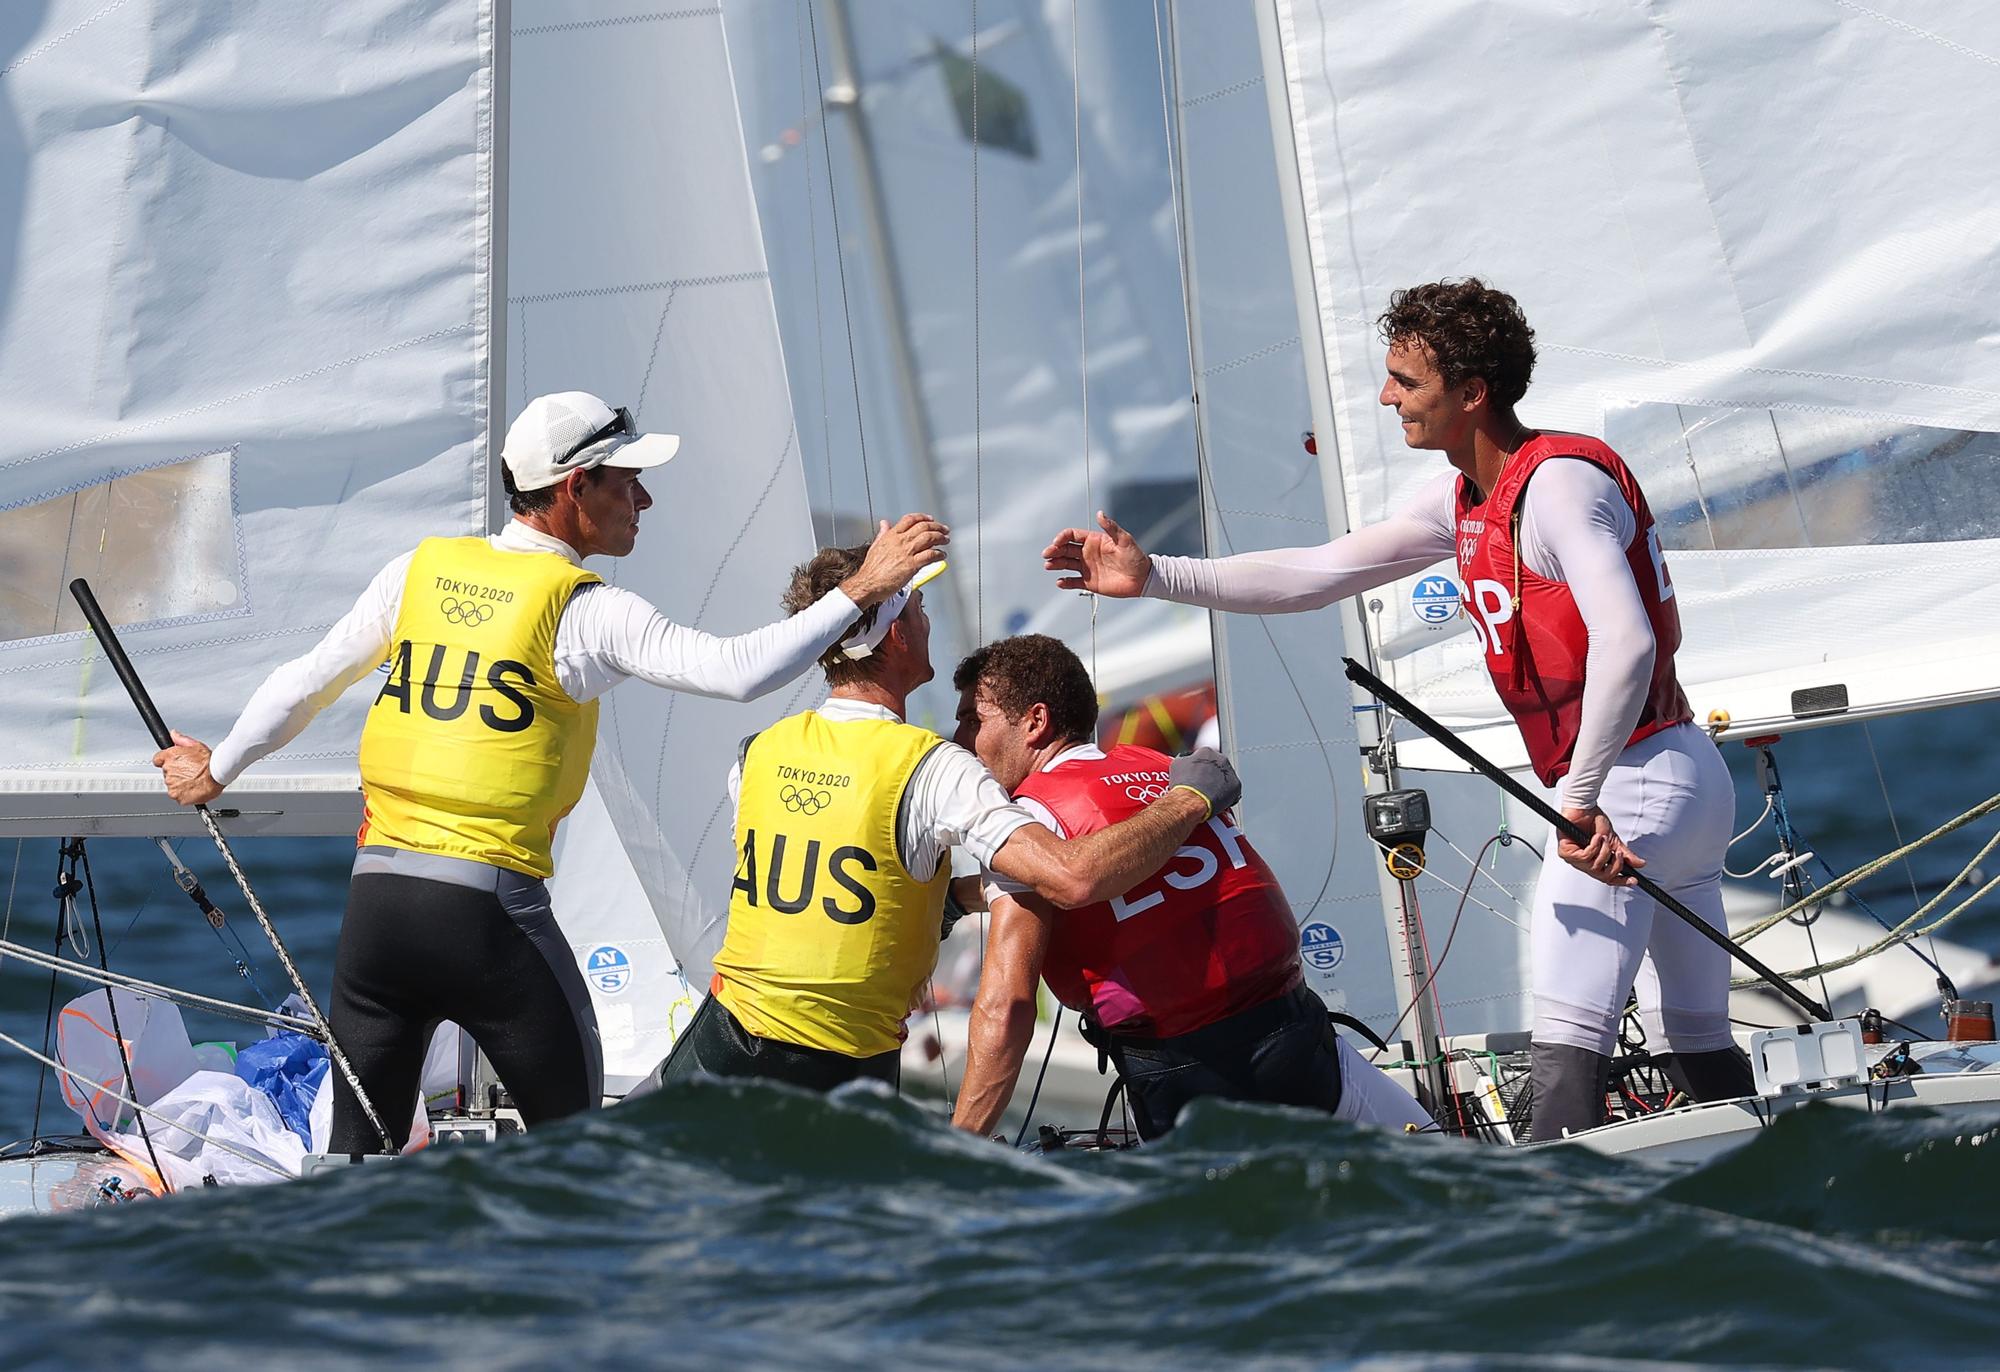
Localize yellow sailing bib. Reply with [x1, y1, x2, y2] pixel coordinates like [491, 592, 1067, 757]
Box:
[712, 711, 951, 1057]
[357, 536, 600, 877]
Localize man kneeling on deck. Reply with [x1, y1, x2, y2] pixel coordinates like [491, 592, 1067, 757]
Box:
[653, 550, 1242, 1092]
[949, 635, 1432, 1140]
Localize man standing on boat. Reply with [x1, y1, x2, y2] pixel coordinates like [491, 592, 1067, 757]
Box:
[653, 548, 1244, 1092]
[947, 634, 1432, 1140]
[1043, 279, 1755, 1142]
[153, 390, 949, 1153]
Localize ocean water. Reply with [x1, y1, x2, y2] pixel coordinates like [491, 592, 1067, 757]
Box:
[2, 701, 1998, 1368]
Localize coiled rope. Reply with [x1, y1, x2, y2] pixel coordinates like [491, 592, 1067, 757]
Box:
[1728, 790, 2000, 987]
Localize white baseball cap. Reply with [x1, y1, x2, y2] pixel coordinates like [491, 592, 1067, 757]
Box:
[839, 560, 948, 660]
[501, 391, 681, 493]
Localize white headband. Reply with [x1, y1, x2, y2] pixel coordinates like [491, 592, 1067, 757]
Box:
[839, 560, 947, 660]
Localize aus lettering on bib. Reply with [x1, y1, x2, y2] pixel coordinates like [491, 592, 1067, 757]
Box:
[1111, 814, 1250, 922]
[376, 640, 538, 733]
[731, 829, 881, 925]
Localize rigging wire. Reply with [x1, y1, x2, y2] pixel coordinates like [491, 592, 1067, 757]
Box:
[27, 865, 64, 1143]
[73, 840, 169, 1192]
[795, 2, 840, 542]
[0, 837, 18, 978]
[805, 0, 876, 524]
[0, 936, 317, 1035]
[1072, 0, 1104, 684]
[1374, 833, 1507, 1063]
[0, 1024, 292, 1184]
[1860, 720, 1943, 968]
[970, 0, 983, 641]
[145, 837, 278, 1008]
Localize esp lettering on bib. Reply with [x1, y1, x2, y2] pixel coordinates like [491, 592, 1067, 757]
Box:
[1111, 814, 1252, 921]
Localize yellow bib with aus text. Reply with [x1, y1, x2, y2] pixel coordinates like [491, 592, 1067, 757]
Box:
[357, 537, 600, 877]
[713, 711, 950, 1057]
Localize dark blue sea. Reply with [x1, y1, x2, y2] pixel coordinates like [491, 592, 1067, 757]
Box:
[2, 703, 1998, 1369]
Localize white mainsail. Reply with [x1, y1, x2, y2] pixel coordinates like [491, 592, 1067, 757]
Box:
[0, 1, 817, 1092]
[1180, 0, 2000, 1048]
[1265, 0, 2000, 772]
[0, 2, 497, 838]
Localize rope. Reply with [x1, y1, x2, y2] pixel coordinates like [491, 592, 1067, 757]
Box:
[1731, 790, 2000, 942]
[1731, 849, 2000, 988]
[0, 1024, 294, 1184]
[193, 806, 394, 1151]
[1012, 1005, 1064, 1148]
[0, 936, 318, 1034]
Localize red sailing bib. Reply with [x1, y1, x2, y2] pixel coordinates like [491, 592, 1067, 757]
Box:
[1454, 433, 1691, 786]
[1014, 744, 1300, 1038]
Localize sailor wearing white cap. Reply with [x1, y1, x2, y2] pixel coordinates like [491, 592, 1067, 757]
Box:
[153, 390, 948, 1153]
[657, 543, 1243, 1093]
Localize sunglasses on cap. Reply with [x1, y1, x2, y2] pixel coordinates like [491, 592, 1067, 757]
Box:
[554, 405, 638, 469]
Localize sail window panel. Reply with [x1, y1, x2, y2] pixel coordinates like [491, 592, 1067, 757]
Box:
[1606, 401, 2000, 553]
[0, 450, 240, 644]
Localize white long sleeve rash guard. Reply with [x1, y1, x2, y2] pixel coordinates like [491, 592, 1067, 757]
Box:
[1145, 461, 1655, 810]
[209, 521, 863, 786]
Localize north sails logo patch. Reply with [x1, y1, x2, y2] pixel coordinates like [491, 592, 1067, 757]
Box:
[584, 944, 632, 995]
[1300, 922, 1344, 972]
[1411, 575, 1461, 624]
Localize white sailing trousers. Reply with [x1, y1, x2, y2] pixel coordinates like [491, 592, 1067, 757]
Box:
[1531, 723, 1737, 1058]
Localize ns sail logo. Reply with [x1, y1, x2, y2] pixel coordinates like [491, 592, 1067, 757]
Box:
[1411, 576, 1461, 625]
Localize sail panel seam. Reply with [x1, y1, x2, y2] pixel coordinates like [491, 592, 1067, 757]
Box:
[0, 326, 475, 472]
[511, 271, 767, 305]
[515, 8, 719, 39]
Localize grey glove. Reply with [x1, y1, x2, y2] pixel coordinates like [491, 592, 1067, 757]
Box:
[1168, 746, 1240, 819]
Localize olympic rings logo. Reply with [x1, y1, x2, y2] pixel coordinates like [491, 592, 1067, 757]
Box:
[780, 784, 833, 815]
[1124, 783, 1167, 803]
[441, 597, 494, 626]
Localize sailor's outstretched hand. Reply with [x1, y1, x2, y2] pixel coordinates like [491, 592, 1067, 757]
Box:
[153, 730, 224, 807]
[1168, 747, 1241, 820]
[1044, 511, 1150, 598]
[1558, 805, 1643, 887]
[844, 513, 950, 608]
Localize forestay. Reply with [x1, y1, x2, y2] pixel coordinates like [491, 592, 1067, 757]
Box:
[513, 3, 823, 1087]
[0, 2, 498, 836]
[1268, 1, 2000, 772]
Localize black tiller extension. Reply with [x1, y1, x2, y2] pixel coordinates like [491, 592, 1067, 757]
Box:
[1341, 656, 1830, 1024]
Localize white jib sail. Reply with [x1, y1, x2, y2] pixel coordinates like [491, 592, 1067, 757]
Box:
[1268, 1, 2000, 773]
[510, 3, 822, 1088]
[0, 2, 497, 838]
